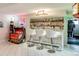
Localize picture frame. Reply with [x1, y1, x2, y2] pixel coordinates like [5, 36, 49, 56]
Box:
[0, 21, 3, 27]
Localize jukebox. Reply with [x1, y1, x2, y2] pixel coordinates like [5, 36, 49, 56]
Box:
[9, 21, 26, 44]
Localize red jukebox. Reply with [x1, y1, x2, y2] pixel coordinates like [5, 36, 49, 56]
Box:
[9, 14, 26, 44]
[9, 21, 25, 44]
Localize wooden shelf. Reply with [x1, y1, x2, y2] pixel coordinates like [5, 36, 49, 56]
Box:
[30, 17, 64, 29]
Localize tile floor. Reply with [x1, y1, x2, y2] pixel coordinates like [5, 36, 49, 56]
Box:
[0, 39, 27, 56]
[0, 39, 79, 56]
[27, 45, 79, 56]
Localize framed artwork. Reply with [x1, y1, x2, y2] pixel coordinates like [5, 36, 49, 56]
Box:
[0, 21, 3, 27]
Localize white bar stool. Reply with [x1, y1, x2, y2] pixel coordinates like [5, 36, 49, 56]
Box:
[28, 29, 36, 47]
[46, 29, 61, 53]
[36, 29, 46, 50]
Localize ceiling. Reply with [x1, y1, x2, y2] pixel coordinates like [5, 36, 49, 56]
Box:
[0, 3, 73, 17]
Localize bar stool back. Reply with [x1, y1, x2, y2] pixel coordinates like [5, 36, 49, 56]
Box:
[55, 27, 61, 31]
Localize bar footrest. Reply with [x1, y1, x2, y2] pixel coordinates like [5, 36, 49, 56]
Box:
[27, 40, 59, 48]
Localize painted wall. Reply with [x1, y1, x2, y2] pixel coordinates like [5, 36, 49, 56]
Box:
[0, 15, 9, 42]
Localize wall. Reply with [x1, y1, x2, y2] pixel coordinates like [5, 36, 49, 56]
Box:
[0, 15, 9, 42]
[25, 15, 30, 41]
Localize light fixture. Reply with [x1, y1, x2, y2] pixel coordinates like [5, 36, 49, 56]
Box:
[33, 9, 48, 16]
[36, 10, 48, 16]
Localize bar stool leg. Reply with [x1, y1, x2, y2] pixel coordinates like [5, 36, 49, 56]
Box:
[48, 38, 55, 53]
[36, 36, 44, 50]
[28, 35, 35, 47]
